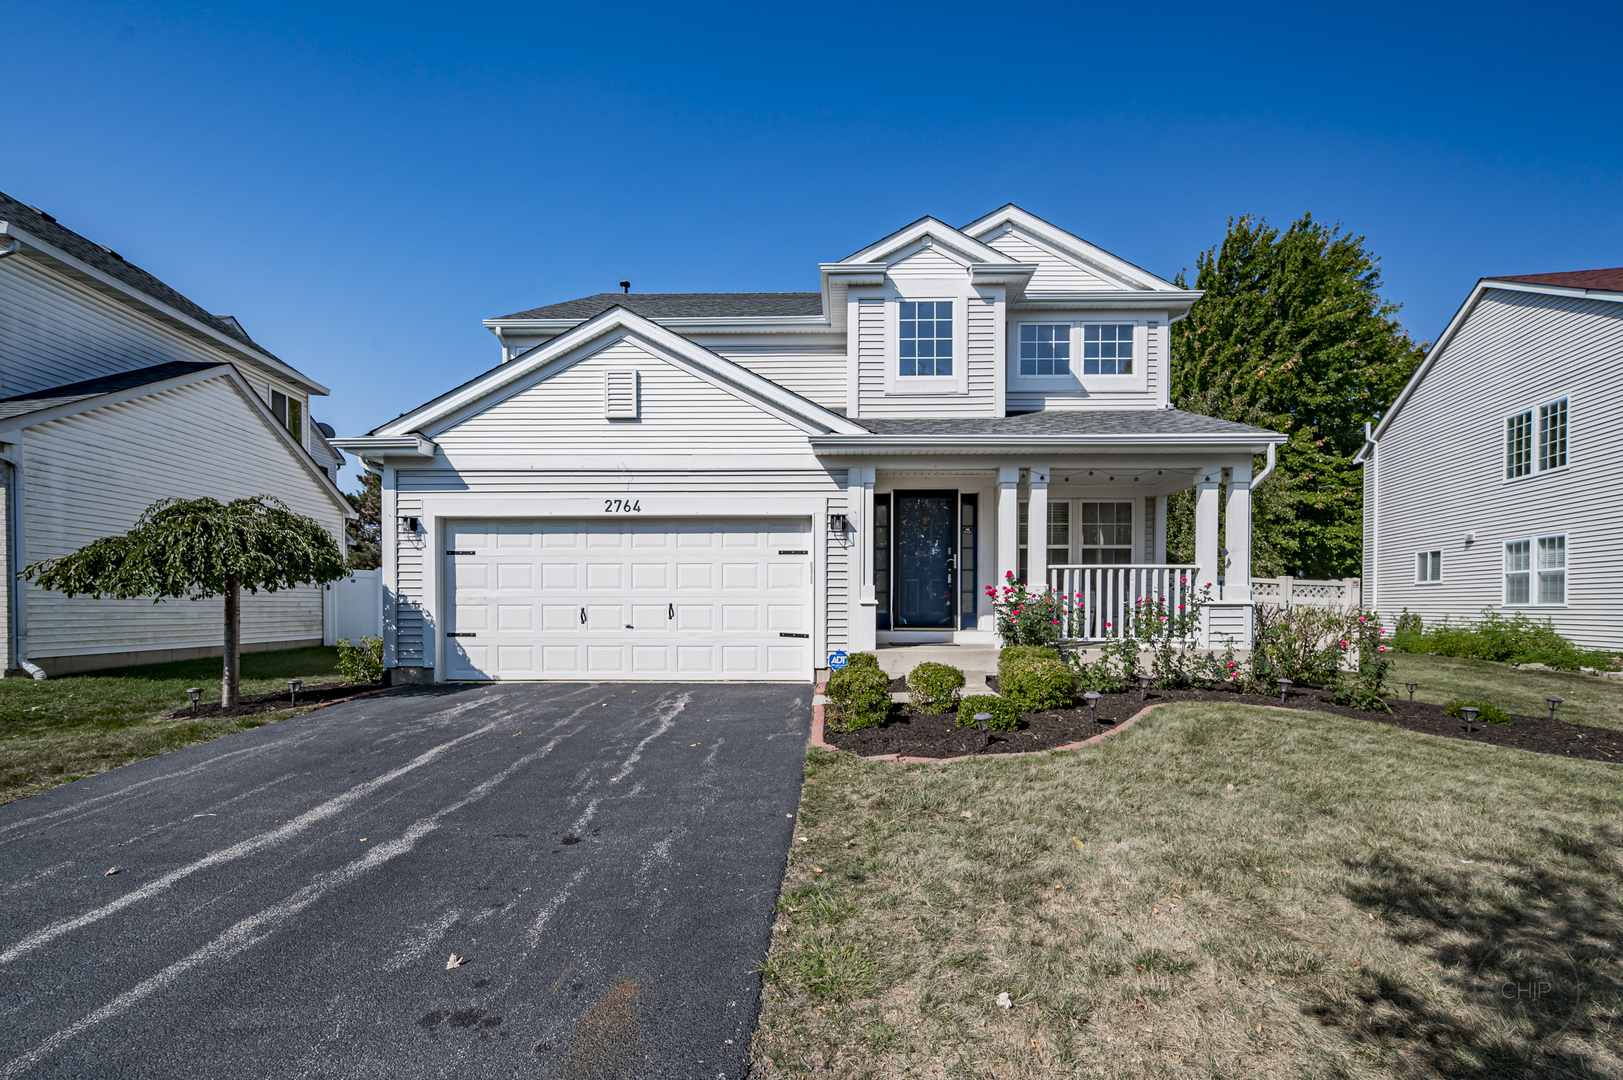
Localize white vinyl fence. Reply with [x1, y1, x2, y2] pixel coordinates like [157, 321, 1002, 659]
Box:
[323, 569, 381, 646]
[1251, 576, 1362, 608]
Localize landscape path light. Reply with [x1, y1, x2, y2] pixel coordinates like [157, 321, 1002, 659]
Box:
[1277, 678, 1293, 704]
[1083, 691, 1102, 724]
[974, 713, 991, 749]
[1546, 696, 1562, 720]
[1460, 706, 1480, 733]
[1405, 681, 1418, 701]
[186, 687, 203, 714]
[1137, 674, 1152, 701]
[288, 678, 303, 704]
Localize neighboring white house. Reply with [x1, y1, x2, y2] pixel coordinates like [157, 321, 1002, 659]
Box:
[1358, 267, 1623, 650]
[337, 207, 1285, 684]
[0, 192, 355, 676]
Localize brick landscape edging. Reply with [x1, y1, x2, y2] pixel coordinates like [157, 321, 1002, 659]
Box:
[809, 695, 1161, 764]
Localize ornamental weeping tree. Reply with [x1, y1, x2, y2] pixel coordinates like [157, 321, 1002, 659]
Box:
[20, 496, 347, 706]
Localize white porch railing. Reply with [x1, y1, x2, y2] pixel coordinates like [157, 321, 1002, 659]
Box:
[1047, 564, 1201, 641]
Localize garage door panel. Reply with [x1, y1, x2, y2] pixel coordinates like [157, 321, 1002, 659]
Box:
[446, 517, 811, 681]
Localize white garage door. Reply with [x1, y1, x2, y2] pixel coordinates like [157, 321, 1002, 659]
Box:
[443, 518, 813, 681]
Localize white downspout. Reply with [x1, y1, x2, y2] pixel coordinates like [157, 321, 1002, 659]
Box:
[1252, 442, 1277, 488]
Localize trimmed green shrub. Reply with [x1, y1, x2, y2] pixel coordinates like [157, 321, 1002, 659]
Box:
[956, 694, 1022, 732]
[1443, 699, 1514, 726]
[336, 635, 384, 684]
[842, 651, 881, 671]
[999, 645, 1061, 667]
[825, 663, 891, 732]
[907, 662, 965, 714]
[1395, 610, 1621, 672]
[999, 658, 1075, 712]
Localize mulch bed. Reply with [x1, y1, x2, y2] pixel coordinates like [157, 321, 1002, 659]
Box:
[165, 681, 383, 720]
[824, 683, 1623, 764]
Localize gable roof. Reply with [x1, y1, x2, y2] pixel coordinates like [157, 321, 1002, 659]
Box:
[961, 204, 1183, 293]
[0, 191, 327, 395]
[1360, 271, 1623, 460]
[495, 292, 823, 321]
[1491, 267, 1623, 292]
[366, 305, 866, 441]
[0, 361, 223, 421]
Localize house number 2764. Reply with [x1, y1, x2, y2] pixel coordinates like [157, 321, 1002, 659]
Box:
[604, 499, 642, 513]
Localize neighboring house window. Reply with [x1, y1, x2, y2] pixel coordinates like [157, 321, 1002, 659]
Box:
[1504, 535, 1567, 605]
[1081, 324, 1133, 375]
[1539, 398, 1567, 471]
[1505, 410, 1532, 478]
[1018, 324, 1071, 376]
[899, 301, 952, 377]
[1080, 502, 1134, 564]
[1416, 550, 1442, 582]
[270, 390, 304, 441]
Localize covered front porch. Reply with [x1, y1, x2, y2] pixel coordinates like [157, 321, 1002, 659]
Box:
[825, 449, 1279, 657]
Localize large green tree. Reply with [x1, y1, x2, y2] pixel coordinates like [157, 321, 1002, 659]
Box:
[21, 496, 347, 705]
[1166, 213, 1424, 579]
[345, 469, 382, 570]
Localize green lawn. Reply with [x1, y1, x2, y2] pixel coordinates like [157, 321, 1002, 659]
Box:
[0, 647, 347, 805]
[753, 704, 1623, 1079]
[1389, 652, 1623, 733]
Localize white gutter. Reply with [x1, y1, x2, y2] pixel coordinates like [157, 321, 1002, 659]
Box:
[808, 432, 1287, 456]
[1252, 442, 1277, 487]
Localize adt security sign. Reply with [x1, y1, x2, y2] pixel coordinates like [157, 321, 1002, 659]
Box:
[828, 650, 849, 670]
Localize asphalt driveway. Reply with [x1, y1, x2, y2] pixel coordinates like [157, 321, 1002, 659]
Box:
[0, 681, 811, 1079]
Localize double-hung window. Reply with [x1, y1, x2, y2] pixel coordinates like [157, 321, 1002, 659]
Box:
[1019, 324, 1071, 376]
[1416, 549, 1442, 582]
[1081, 324, 1134, 375]
[1504, 535, 1566, 605]
[899, 301, 952, 377]
[1505, 411, 1532, 478]
[1539, 398, 1568, 471]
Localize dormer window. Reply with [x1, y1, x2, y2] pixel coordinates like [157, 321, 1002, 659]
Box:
[899, 301, 953, 377]
[1082, 324, 1134, 375]
[270, 389, 303, 441]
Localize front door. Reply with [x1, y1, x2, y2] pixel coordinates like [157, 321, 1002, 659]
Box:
[894, 492, 955, 629]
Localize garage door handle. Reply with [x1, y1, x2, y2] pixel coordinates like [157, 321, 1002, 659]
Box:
[668, 603, 674, 620]
[580, 607, 586, 625]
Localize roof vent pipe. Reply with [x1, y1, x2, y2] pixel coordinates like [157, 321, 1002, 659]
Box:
[620, 281, 630, 294]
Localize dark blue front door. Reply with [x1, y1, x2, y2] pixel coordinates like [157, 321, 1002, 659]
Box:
[895, 493, 955, 629]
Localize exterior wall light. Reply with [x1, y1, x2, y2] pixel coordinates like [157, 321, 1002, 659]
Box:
[828, 513, 848, 532]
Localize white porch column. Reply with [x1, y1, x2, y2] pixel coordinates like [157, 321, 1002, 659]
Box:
[852, 467, 877, 652]
[1027, 465, 1050, 590]
[1193, 467, 1222, 597]
[1153, 493, 1169, 564]
[1224, 460, 1253, 602]
[996, 465, 1019, 589]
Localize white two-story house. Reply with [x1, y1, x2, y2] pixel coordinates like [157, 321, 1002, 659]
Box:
[337, 207, 1285, 684]
[1359, 267, 1623, 650]
[0, 193, 353, 676]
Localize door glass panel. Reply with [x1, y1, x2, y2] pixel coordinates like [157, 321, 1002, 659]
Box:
[896, 494, 955, 629]
[959, 495, 977, 629]
[874, 496, 891, 630]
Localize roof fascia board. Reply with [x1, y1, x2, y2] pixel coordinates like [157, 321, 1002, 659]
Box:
[383, 308, 865, 439]
[809, 432, 1287, 455]
[962, 205, 1181, 292]
[1364, 278, 1619, 447]
[0, 222, 330, 397]
[0, 363, 234, 437]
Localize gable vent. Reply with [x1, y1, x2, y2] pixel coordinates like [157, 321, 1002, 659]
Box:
[603, 369, 639, 419]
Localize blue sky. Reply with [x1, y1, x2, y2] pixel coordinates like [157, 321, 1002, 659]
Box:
[6, 2, 1620, 489]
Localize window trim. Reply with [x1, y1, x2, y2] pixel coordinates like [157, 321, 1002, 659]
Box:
[1415, 549, 1443, 584]
[1501, 395, 1570, 482]
[886, 288, 968, 396]
[1502, 532, 1568, 607]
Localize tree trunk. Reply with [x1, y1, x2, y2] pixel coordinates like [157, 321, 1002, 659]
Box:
[222, 576, 241, 707]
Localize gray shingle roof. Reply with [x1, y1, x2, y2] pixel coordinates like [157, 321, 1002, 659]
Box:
[0, 191, 273, 355]
[0, 361, 224, 421]
[851, 410, 1279, 437]
[494, 292, 825, 321]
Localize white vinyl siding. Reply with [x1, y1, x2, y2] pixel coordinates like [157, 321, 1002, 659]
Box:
[984, 230, 1119, 292]
[19, 376, 345, 660]
[428, 337, 814, 455]
[720, 352, 845, 412]
[1369, 289, 1618, 646]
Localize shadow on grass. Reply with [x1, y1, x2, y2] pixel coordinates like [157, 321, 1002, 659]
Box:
[1313, 825, 1623, 1078]
[69, 646, 342, 684]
